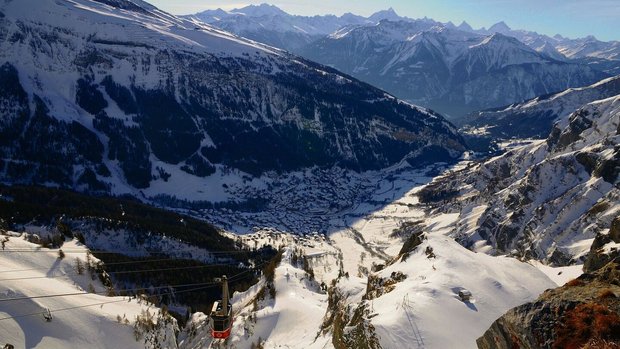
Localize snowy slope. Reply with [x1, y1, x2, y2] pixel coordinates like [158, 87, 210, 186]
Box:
[228, 248, 331, 349]
[173, 92, 618, 349]
[187, 4, 371, 52]
[425, 94, 620, 265]
[193, 5, 615, 118]
[462, 75, 620, 138]
[556, 36, 620, 61]
[461, 21, 620, 65]
[0, 234, 177, 349]
[173, 161, 564, 349]
[366, 214, 556, 349]
[178, 236, 336, 349]
[195, 4, 620, 65]
[188, 5, 433, 53]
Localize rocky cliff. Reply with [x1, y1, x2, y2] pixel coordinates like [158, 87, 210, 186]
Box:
[477, 260, 620, 349]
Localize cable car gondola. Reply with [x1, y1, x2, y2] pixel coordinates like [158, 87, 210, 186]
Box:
[210, 275, 232, 340]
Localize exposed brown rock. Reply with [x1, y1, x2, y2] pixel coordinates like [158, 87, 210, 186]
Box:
[477, 260, 620, 349]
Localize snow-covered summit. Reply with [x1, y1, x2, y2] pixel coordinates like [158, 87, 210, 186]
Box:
[535, 41, 568, 61]
[488, 21, 511, 34]
[232, 3, 288, 17]
[457, 20, 474, 32]
[2, 0, 283, 58]
[368, 7, 402, 22]
[301, 19, 607, 116]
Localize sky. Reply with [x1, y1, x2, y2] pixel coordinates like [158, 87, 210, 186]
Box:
[147, 0, 620, 41]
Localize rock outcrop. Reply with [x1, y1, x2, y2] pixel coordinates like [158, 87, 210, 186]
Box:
[477, 260, 620, 349]
[584, 217, 620, 273]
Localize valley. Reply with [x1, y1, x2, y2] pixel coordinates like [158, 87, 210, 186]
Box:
[3, 141, 585, 349]
[0, 0, 619, 348]
[179, 146, 584, 348]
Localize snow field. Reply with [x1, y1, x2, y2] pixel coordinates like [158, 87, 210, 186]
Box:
[0, 234, 173, 349]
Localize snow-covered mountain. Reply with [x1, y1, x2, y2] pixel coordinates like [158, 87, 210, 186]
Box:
[195, 5, 619, 118]
[550, 35, 620, 61]
[421, 93, 620, 265]
[451, 20, 620, 64]
[462, 75, 620, 139]
[3, 2, 619, 348]
[0, 0, 465, 200]
[174, 191, 567, 349]
[187, 4, 372, 52]
[465, 24, 620, 77]
[300, 23, 608, 117]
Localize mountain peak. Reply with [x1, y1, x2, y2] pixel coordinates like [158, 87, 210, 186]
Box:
[457, 20, 473, 32]
[233, 3, 287, 17]
[475, 32, 528, 49]
[489, 21, 511, 33]
[584, 34, 599, 42]
[536, 41, 567, 61]
[369, 7, 401, 22]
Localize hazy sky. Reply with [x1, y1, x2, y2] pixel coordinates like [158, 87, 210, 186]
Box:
[148, 0, 620, 41]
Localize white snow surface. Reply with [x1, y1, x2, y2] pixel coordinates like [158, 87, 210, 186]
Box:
[228, 248, 331, 349]
[445, 94, 620, 264]
[471, 75, 620, 126]
[0, 234, 176, 349]
[1, 3, 614, 348]
[371, 227, 555, 349]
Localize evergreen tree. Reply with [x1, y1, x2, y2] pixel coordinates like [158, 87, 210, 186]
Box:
[75, 258, 85, 275]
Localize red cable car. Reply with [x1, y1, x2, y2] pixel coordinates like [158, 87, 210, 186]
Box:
[210, 275, 232, 340]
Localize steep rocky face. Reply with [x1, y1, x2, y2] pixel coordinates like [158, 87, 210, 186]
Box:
[321, 284, 382, 349]
[0, 0, 465, 197]
[419, 94, 620, 265]
[477, 260, 620, 349]
[461, 75, 620, 139]
[584, 217, 620, 273]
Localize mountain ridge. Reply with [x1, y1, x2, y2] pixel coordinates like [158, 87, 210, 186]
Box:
[0, 0, 465, 201]
[192, 4, 616, 117]
[300, 23, 608, 117]
[461, 75, 620, 139]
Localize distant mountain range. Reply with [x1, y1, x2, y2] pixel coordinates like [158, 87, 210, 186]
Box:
[0, 0, 465, 199]
[191, 4, 620, 117]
